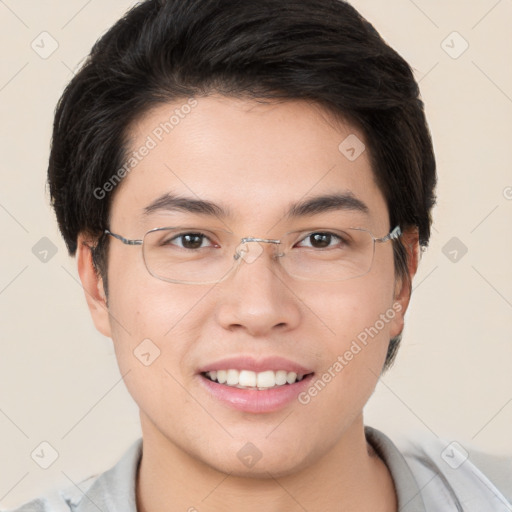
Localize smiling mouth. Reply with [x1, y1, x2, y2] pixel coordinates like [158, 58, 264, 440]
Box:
[201, 369, 315, 390]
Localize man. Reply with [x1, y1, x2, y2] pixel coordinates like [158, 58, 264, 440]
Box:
[9, 0, 511, 510]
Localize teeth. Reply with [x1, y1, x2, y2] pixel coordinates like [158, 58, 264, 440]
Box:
[257, 370, 275, 388]
[239, 370, 256, 387]
[204, 369, 307, 389]
[275, 370, 287, 385]
[286, 372, 297, 384]
[226, 369, 239, 386]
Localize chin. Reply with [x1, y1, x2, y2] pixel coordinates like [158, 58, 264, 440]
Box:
[194, 435, 320, 479]
[208, 452, 310, 479]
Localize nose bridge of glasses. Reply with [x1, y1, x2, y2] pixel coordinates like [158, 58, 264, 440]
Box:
[234, 237, 281, 265]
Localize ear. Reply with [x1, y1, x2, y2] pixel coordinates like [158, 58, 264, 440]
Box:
[389, 227, 420, 339]
[76, 234, 112, 338]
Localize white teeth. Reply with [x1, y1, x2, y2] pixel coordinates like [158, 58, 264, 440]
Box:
[226, 369, 239, 386]
[275, 370, 287, 385]
[286, 371, 297, 384]
[204, 369, 309, 389]
[239, 370, 256, 387]
[256, 370, 275, 388]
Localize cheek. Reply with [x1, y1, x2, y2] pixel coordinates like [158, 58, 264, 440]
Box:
[302, 271, 396, 339]
[104, 270, 211, 419]
[105, 253, 208, 374]
[294, 280, 397, 430]
[106, 241, 201, 337]
[298, 272, 397, 382]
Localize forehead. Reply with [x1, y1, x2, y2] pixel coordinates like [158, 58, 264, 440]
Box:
[111, 95, 388, 230]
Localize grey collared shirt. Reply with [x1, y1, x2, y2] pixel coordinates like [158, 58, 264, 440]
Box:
[6, 426, 512, 511]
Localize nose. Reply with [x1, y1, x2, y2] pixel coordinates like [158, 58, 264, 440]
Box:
[214, 241, 301, 337]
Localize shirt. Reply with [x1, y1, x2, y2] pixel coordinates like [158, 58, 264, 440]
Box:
[5, 426, 512, 511]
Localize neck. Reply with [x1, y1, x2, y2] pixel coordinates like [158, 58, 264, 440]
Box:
[135, 413, 397, 512]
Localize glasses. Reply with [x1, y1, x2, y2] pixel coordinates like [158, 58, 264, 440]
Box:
[104, 225, 401, 285]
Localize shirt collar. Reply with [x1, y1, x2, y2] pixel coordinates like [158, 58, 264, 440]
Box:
[365, 426, 427, 512]
[75, 437, 142, 512]
[73, 428, 426, 512]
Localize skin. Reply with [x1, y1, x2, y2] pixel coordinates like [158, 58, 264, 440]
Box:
[77, 95, 419, 511]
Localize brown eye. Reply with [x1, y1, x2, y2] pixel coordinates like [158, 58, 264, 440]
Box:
[308, 233, 332, 248]
[296, 232, 340, 249]
[168, 233, 210, 249]
[182, 234, 205, 249]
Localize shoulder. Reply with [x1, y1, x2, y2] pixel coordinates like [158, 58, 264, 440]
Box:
[468, 449, 512, 502]
[365, 426, 512, 511]
[3, 438, 142, 512]
[2, 497, 51, 512]
[398, 431, 512, 511]
[2, 475, 97, 512]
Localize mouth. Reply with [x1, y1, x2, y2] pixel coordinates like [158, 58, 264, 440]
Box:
[201, 369, 313, 390]
[196, 357, 315, 413]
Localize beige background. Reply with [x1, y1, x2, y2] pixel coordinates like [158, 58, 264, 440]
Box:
[1, 0, 511, 508]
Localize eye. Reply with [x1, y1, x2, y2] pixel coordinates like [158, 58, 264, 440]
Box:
[296, 232, 345, 249]
[167, 232, 214, 250]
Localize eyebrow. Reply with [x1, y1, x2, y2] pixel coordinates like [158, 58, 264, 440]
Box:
[287, 192, 369, 218]
[143, 194, 227, 217]
[143, 191, 369, 218]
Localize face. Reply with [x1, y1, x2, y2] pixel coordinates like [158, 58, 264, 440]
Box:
[80, 95, 411, 477]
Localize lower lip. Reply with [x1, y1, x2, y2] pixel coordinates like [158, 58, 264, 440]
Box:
[198, 373, 315, 413]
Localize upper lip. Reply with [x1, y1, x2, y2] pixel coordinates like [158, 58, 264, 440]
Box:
[197, 356, 314, 374]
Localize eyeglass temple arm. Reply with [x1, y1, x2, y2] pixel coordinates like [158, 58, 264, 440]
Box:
[375, 225, 402, 243]
[104, 229, 143, 246]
